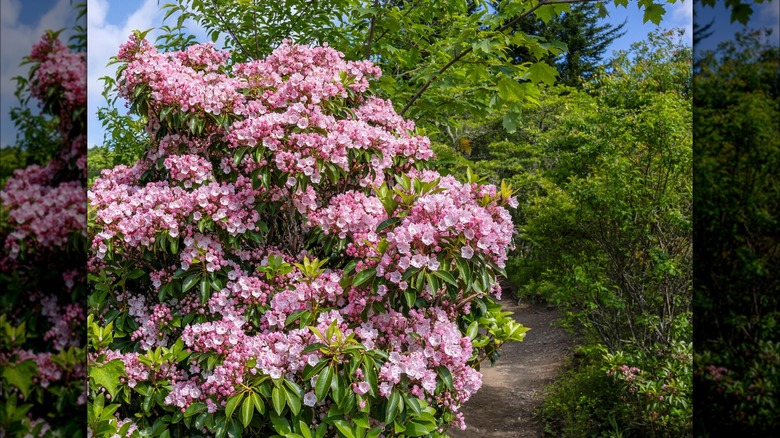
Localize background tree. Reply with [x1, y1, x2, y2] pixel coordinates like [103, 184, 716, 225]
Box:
[693, 29, 780, 435]
[502, 1, 626, 87]
[436, 30, 693, 436]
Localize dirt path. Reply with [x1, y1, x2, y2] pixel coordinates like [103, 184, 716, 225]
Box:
[449, 297, 575, 438]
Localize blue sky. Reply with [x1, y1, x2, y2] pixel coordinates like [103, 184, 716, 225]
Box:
[695, 0, 780, 51]
[0, 0, 79, 148]
[2, 1, 778, 149]
[600, 0, 693, 55]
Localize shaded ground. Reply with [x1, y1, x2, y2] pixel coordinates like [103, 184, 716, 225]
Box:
[449, 297, 575, 438]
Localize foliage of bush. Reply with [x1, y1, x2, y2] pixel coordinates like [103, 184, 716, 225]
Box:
[540, 335, 691, 438]
[693, 30, 780, 435]
[435, 30, 693, 436]
[86, 32, 526, 437]
[538, 345, 627, 438]
[0, 13, 88, 437]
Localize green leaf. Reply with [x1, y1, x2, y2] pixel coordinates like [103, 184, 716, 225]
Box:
[270, 414, 292, 435]
[315, 365, 333, 401]
[286, 386, 302, 415]
[466, 320, 479, 340]
[188, 116, 199, 135]
[89, 359, 125, 399]
[730, 2, 753, 24]
[385, 390, 400, 424]
[184, 402, 207, 417]
[299, 420, 313, 438]
[272, 386, 286, 416]
[437, 366, 453, 390]
[303, 358, 330, 379]
[432, 270, 457, 287]
[534, 4, 558, 23]
[2, 360, 37, 398]
[352, 413, 370, 428]
[200, 278, 210, 302]
[403, 422, 433, 436]
[182, 273, 199, 292]
[240, 395, 254, 427]
[642, 3, 666, 25]
[225, 394, 243, 419]
[502, 110, 521, 134]
[127, 269, 145, 279]
[364, 364, 378, 397]
[251, 392, 265, 415]
[375, 217, 400, 233]
[332, 419, 355, 438]
[404, 394, 421, 416]
[472, 39, 493, 54]
[404, 290, 416, 308]
[227, 419, 242, 438]
[497, 77, 525, 102]
[352, 268, 376, 288]
[527, 62, 558, 86]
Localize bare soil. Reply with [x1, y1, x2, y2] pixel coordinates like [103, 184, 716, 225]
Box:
[449, 297, 575, 438]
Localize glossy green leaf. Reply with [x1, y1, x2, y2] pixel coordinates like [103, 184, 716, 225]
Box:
[240, 395, 254, 427]
[225, 393, 243, 419]
[272, 386, 285, 416]
[315, 364, 333, 401]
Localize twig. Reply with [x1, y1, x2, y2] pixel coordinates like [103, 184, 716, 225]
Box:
[372, 0, 424, 47]
[280, 3, 314, 43]
[210, 0, 253, 59]
[456, 292, 485, 311]
[364, 0, 379, 59]
[399, 0, 600, 116]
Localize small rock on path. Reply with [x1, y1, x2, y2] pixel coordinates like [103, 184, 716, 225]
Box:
[448, 297, 575, 438]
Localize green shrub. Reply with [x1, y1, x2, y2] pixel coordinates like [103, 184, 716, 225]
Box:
[693, 29, 780, 435]
[541, 332, 692, 438]
[539, 345, 626, 438]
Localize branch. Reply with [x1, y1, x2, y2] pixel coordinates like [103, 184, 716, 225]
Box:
[373, 0, 424, 47]
[364, 0, 379, 59]
[210, 0, 253, 60]
[280, 3, 314, 44]
[253, 0, 259, 55]
[399, 0, 601, 116]
[456, 292, 486, 311]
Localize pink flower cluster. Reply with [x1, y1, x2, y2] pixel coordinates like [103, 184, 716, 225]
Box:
[368, 308, 481, 404]
[118, 35, 241, 115]
[608, 364, 643, 382]
[164, 154, 214, 187]
[1, 164, 86, 259]
[29, 33, 87, 110]
[309, 190, 387, 239]
[89, 172, 261, 259]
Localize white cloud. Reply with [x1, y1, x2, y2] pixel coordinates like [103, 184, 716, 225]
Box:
[1, 0, 76, 146]
[0, 0, 20, 27]
[758, 0, 779, 44]
[668, 0, 693, 45]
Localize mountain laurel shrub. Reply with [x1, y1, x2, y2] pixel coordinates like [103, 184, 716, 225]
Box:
[86, 32, 526, 437]
[0, 25, 88, 437]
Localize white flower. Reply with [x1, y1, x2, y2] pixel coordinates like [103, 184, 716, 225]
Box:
[303, 391, 317, 407]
